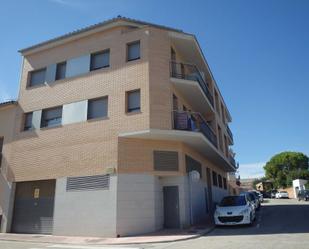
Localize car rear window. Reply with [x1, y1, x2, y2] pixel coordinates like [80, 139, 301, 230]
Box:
[219, 196, 246, 207]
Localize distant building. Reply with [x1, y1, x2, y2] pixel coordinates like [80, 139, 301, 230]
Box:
[256, 180, 273, 192]
[239, 178, 256, 191]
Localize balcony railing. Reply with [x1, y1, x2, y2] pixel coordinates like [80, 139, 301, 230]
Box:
[170, 61, 214, 107]
[172, 110, 217, 148]
[229, 156, 236, 168]
[227, 125, 234, 142]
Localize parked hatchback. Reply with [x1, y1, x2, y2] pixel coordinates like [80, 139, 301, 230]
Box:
[298, 190, 309, 201]
[241, 192, 260, 210]
[214, 195, 255, 226]
[275, 191, 289, 199]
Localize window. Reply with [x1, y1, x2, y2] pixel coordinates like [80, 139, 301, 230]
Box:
[223, 177, 227, 190]
[56, 62, 66, 80]
[154, 151, 179, 171]
[218, 174, 223, 188]
[127, 41, 140, 61]
[212, 171, 218, 186]
[87, 97, 108, 120]
[29, 68, 46, 86]
[126, 89, 140, 113]
[41, 107, 62, 128]
[0, 137, 3, 168]
[24, 112, 33, 131]
[90, 50, 110, 71]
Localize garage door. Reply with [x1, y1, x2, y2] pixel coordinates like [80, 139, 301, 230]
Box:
[11, 180, 56, 234]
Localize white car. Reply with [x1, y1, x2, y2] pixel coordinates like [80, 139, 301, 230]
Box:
[214, 195, 256, 226]
[275, 191, 289, 199]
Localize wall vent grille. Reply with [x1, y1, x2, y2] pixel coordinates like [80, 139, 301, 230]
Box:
[66, 174, 110, 191]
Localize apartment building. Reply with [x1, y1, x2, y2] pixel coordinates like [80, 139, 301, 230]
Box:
[0, 17, 236, 237]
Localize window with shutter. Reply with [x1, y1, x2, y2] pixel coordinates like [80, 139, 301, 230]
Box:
[153, 151, 179, 171]
[126, 89, 140, 113]
[56, 62, 66, 80]
[90, 50, 110, 71]
[24, 112, 33, 131]
[29, 68, 46, 86]
[41, 107, 62, 128]
[87, 97, 108, 120]
[127, 41, 140, 61]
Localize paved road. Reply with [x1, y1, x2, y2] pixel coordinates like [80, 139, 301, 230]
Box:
[0, 199, 309, 249]
[146, 198, 309, 249]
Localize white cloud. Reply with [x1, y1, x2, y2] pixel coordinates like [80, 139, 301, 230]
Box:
[239, 162, 265, 179]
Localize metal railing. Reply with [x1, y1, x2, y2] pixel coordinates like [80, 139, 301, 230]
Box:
[227, 125, 233, 142]
[229, 156, 236, 168]
[172, 110, 217, 148]
[170, 61, 214, 107]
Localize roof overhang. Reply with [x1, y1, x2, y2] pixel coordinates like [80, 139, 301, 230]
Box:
[170, 77, 214, 117]
[119, 129, 236, 172]
[19, 17, 183, 56]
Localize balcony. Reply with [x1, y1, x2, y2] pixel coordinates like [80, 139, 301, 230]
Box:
[170, 61, 214, 116]
[172, 110, 217, 148]
[229, 156, 236, 168]
[119, 111, 236, 172]
[227, 125, 234, 143]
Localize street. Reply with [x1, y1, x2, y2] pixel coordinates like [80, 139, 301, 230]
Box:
[1, 199, 309, 249]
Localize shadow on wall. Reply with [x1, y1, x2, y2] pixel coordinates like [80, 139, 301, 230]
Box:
[205, 203, 309, 236]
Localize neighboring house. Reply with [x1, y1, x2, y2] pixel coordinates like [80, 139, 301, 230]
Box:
[0, 17, 236, 237]
[256, 180, 273, 192]
[227, 172, 241, 195]
[239, 178, 256, 192]
[0, 101, 17, 232]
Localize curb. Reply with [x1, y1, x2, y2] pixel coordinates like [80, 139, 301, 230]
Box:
[0, 226, 216, 246]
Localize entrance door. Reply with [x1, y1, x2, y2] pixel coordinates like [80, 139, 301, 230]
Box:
[12, 180, 56, 234]
[163, 186, 180, 228]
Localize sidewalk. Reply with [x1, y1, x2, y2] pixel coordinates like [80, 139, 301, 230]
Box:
[0, 225, 214, 245]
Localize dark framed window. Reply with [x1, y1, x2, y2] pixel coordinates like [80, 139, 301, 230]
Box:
[29, 68, 46, 86]
[212, 171, 218, 186]
[0, 137, 3, 168]
[87, 97, 108, 120]
[41, 107, 62, 128]
[154, 151, 179, 171]
[126, 89, 140, 113]
[127, 41, 140, 61]
[218, 174, 223, 188]
[223, 177, 227, 190]
[90, 50, 110, 71]
[24, 112, 33, 131]
[56, 62, 66, 80]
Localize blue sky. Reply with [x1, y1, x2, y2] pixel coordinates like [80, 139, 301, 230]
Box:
[1, 0, 309, 178]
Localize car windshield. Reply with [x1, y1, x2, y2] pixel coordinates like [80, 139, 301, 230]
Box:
[219, 196, 246, 207]
[280, 191, 288, 194]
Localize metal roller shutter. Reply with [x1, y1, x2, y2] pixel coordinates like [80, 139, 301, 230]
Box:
[11, 180, 56, 234]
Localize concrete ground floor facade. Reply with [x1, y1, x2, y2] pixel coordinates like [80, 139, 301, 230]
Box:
[0, 138, 231, 237]
[0, 172, 228, 237]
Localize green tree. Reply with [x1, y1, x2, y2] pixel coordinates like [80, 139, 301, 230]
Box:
[264, 152, 309, 188]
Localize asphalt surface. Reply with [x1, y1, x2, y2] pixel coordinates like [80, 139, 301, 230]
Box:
[0, 198, 309, 249]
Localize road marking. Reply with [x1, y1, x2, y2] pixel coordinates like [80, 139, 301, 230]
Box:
[48, 245, 140, 249]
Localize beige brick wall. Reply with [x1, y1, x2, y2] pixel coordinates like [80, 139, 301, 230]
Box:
[5, 24, 233, 183]
[118, 137, 227, 181]
[0, 104, 18, 180]
[8, 26, 152, 182]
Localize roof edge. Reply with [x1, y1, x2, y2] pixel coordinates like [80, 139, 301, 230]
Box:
[19, 16, 183, 55]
